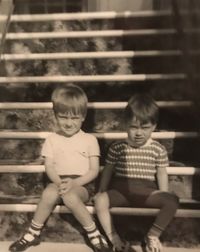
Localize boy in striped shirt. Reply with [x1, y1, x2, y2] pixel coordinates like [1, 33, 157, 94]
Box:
[94, 93, 179, 252]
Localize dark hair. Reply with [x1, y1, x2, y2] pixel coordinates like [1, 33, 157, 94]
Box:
[124, 93, 159, 125]
[51, 84, 88, 118]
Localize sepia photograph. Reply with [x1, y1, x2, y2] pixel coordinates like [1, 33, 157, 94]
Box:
[0, 0, 200, 251]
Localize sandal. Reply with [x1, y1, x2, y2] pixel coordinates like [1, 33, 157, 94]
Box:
[9, 231, 40, 252]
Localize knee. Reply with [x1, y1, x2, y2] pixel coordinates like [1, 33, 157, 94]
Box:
[62, 191, 80, 209]
[170, 193, 179, 208]
[94, 193, 109, 212]
[162, 192, 179, 209]
[41, 185, 59, 205]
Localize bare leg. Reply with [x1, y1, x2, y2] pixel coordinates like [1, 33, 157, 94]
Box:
[33, 183, 60, 224]
[62, 187, 110, 251]
[8, 183, 60, 252]
[95, 192, 125, 251]
[95, 192, 114, 235]
[61, 186, 92, 227]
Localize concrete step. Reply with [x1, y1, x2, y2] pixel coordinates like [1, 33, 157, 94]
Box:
[1, 242, 200, 252]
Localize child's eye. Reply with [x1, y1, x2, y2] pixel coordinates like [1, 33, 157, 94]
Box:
[71, 116, 81, 120]
[142, 126, 151, 130]
[130, 126, 137, 129]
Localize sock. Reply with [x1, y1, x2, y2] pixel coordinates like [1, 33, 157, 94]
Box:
[147, 223, 164, 237]
[23, 220, 43, 242]
[84, 222, 108, 248]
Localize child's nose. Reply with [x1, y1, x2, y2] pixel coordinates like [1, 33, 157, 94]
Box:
[65, 118, 73, 126]
[136, 128, 142, 135]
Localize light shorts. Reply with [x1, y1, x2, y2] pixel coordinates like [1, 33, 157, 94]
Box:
[107, 176, 158, 207]
[45, 174, 95, 199]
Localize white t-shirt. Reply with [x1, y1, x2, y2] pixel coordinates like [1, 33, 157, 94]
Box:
[41, 130, 100, 176]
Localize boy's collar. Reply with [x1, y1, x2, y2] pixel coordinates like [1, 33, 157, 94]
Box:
[142, 138, 153, 147]
[127, 138, 153, 148]
[56, 129, 83, 137]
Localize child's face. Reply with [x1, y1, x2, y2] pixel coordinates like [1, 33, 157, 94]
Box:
[56, 112, 84, 137]
[126, 117, 156, 148]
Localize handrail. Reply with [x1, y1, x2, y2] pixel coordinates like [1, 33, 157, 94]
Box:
[1, 28, 199, 41]
[6, 10, 200, 22]
[0, 131, 197, 139]
[0, 73, 187, 83]
[1, 29, 178, 40]
[0, 165, 199, 175]
[0, 204, 200, 217]
[2, 50, 200, 61]
[0, 101, 193, 109]
[0, 50, 186, 61]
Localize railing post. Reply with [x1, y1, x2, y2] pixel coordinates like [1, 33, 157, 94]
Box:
[0, 0, 14, 60]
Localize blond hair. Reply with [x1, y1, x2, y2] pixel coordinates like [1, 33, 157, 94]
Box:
[52, 84, 88, 118]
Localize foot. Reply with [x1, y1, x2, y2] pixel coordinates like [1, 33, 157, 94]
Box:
[113, 241, 131, 252]
[143, 236, 162, 252]
[9, 232, 40, 252]
[108, 232, 128, 252]
[88, 234, 112, 252]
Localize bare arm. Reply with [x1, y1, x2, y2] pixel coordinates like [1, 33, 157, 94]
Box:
[156, 167, 169, 192]
[73, 156, 100, 186]
[98, 163, 115, 192]
[45, 157, 61, 186]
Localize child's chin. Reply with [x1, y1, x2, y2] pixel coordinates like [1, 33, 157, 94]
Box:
[134, 141, 145, 147]
[59, 130, 75, 137]
[64, 132, 75, 137]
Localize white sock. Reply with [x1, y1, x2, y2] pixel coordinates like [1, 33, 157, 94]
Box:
[84, 222, 107, 247]
[23, 220, 43, 242]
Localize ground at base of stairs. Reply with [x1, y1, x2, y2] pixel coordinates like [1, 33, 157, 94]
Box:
[1, 242, 200, 252]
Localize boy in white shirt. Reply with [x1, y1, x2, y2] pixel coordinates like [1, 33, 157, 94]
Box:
[9, 84, 111, 252]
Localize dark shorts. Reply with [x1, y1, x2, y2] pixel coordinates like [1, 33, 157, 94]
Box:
[107, 176, 158, 207]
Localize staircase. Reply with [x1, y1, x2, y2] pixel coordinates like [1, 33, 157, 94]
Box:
[0, 0, 200, 248]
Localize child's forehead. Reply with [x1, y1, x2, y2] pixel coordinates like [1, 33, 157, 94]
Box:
[130, 117, 153, 125]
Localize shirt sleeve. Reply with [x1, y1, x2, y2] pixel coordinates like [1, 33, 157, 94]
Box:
[41, 136, 53, 158]
[105, 142, 118, 165]
[156, 145, 169, 169]
[88, 135, 100, 157]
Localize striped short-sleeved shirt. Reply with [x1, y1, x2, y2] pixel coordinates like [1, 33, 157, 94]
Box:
[106, 139, 168, 181]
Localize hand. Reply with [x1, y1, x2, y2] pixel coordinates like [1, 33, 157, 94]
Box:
[91, 192, 103, 203]
[59, 178, 76, 196]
